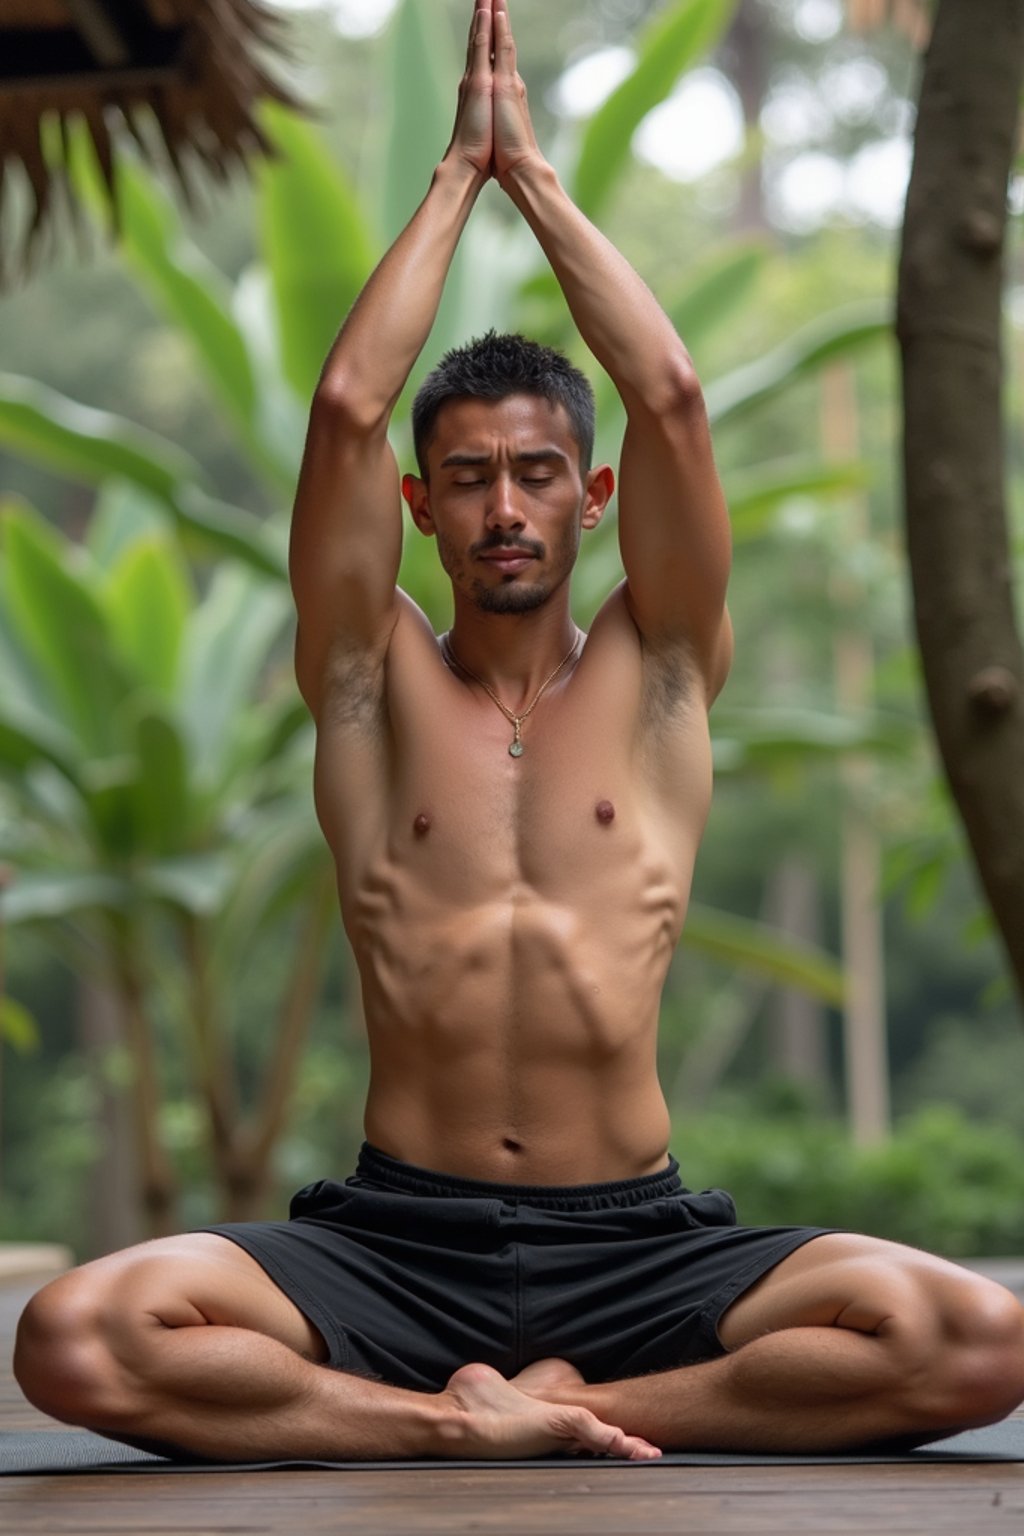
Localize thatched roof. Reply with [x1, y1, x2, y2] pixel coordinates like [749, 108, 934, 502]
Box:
[0, 0, 305, 285]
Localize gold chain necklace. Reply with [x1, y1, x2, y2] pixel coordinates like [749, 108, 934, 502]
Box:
[442, 630, 581, 757]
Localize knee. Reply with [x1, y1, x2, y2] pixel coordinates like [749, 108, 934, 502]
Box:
[911, 1274, 1024, 1431]
[14, 1268, 135, 1428]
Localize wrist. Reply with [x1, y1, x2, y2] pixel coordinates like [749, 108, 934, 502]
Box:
[436, 153, 490, 200]
[499, 153, 561, 206]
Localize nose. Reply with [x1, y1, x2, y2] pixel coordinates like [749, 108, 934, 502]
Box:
[485, 474, 525, 533]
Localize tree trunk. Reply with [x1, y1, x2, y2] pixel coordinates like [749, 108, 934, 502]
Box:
[78, 979, 144, 1256]
[722, 0, 770, 233]
[897, 0, 1024, 1010]
[767, 856, 829, 1093]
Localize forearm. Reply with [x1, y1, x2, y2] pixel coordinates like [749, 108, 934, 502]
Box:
[317, 158, 485, 419]
[503, 159, 694, 409]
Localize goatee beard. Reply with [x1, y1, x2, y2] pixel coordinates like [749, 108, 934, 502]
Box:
[472, 580, 549, 614]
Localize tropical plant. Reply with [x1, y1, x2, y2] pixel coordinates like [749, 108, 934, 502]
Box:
[0, 0, 910, 1228]
[0, 493, 332, 1230]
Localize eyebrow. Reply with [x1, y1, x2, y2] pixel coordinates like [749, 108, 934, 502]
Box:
[439, 448, 570, 469]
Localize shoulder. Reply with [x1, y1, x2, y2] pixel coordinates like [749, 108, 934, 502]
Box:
[585, 582, 732, 713]
[315, 588, 441, 733]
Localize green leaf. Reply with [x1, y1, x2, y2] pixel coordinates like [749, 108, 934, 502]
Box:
[381, 0, 454, 243]
[2, 504, 130, 755]
[1, 870, 132, 925]
[110, 165, 258, 446]
[62, 114, 292, 490]
[725, 459, 873, 542]
[706, 303, 892, 427]
[711, 708, 913, 773]
[0, 996, 39, 1053]
[683, 903, 845, 1005]
[0, 371, 202, 498]
[668, 240, 770, 360]
[572, 0, 740, 218]
[139, 853, 235, 916]
[132, 710, 191, 857]
[81, 759, 140, 857]
[171, 487, 288, 583]
[105, 536, 192, 696]
[255, 101, 376, 404]
[0, 376, 286, 580]
[180, 567, 292, 791]
[86, 482, 168, 570]
[382, 0, 465, 365]
[0, 696, 82, 785]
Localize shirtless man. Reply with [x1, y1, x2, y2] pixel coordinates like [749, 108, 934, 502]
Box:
[14, 0, 1024, 1463]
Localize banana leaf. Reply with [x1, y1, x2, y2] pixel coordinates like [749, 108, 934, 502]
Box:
[706, 303, 892, 427]
[255, 101, 376, 405]
[573, 0, 740, 219]
[683, 902, 845, 1004]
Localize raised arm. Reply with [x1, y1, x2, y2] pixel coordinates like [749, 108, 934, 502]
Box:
[491, 0, 733, 701]
[290, 0, 495, 716]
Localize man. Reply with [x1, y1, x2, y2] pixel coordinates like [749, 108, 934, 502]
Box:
[15, 0, 1024, 1462]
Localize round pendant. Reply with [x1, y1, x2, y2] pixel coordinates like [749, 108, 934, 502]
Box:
[509, 742, 524, 758]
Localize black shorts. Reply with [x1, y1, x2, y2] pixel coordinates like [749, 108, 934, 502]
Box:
[202, 1143, 830, 1393]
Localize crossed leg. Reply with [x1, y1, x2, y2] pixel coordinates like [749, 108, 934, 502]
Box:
[13, 1234, 658, 1461]
[514, 1232, 1024, 1452]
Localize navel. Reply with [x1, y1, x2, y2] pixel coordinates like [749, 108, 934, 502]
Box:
[413, 813, 432, 837]
[596, 800, 616, 826]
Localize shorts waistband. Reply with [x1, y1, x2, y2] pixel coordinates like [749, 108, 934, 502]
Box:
[354, 1143, 683, 1209]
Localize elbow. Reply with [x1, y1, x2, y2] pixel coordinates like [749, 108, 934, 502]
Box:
[659, 359, 704, 416]
[630, 358, 705, 422]
[312, 376, 392, 436]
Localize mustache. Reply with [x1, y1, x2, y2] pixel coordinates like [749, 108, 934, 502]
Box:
[472, 535, 545, 558]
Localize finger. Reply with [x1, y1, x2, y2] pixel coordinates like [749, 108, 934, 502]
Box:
[493, 2, 517, 76]
[466, 0, 491, 72]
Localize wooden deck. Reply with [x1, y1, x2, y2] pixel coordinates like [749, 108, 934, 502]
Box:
[2, 1261, 1023, 1535]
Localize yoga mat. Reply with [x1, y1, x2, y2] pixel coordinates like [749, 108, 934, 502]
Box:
[2, 1419, 1022, 1473]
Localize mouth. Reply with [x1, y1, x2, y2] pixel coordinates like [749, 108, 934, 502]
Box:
[480, 552, 536, 575]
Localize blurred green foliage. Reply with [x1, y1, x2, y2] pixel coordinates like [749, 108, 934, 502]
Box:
[0, 0, 1022, 1255]
[678, 1103, 1024, 1257]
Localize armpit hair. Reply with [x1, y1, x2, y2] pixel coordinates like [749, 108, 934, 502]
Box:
[638, 635, 701, 732]
[319, 642, 388, 734]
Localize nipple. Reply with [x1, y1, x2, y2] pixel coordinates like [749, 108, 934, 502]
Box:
[413, 813, 432, 837]
[596, 800, 616, 826]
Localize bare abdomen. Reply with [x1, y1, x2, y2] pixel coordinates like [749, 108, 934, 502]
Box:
[354, 885, 678, 1183]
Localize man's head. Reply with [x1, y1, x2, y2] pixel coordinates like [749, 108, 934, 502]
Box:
[412, 331, 595, 480]
[404, 333, 613, 616]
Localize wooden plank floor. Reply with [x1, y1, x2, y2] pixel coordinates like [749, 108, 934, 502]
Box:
[2, 1272, 1022, 1535]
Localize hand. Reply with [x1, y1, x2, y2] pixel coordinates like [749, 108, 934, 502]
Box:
[492, 0, 543, 185]
[445, 0, 495, 180]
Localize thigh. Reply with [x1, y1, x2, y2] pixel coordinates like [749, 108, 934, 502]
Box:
[40, 1233, 328, 1363]
[717, 1230, 988, 1351]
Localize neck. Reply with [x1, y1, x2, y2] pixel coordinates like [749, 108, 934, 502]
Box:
[446, 599, 580, 712]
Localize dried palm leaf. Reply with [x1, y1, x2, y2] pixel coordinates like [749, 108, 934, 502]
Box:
[0, 0, 309, 287]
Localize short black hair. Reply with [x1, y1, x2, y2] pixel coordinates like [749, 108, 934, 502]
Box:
[412, 331, 595, 478]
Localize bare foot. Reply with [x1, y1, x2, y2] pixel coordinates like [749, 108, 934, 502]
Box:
[511, 1357, 586, 1397]
[440, 1363, 661, 1461]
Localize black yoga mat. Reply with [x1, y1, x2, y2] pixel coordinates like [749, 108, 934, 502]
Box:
[2, 1419, 1022, 1473]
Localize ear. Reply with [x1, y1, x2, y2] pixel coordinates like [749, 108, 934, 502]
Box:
[582, 464, 615, 531]
[403, 474, 435, 537]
